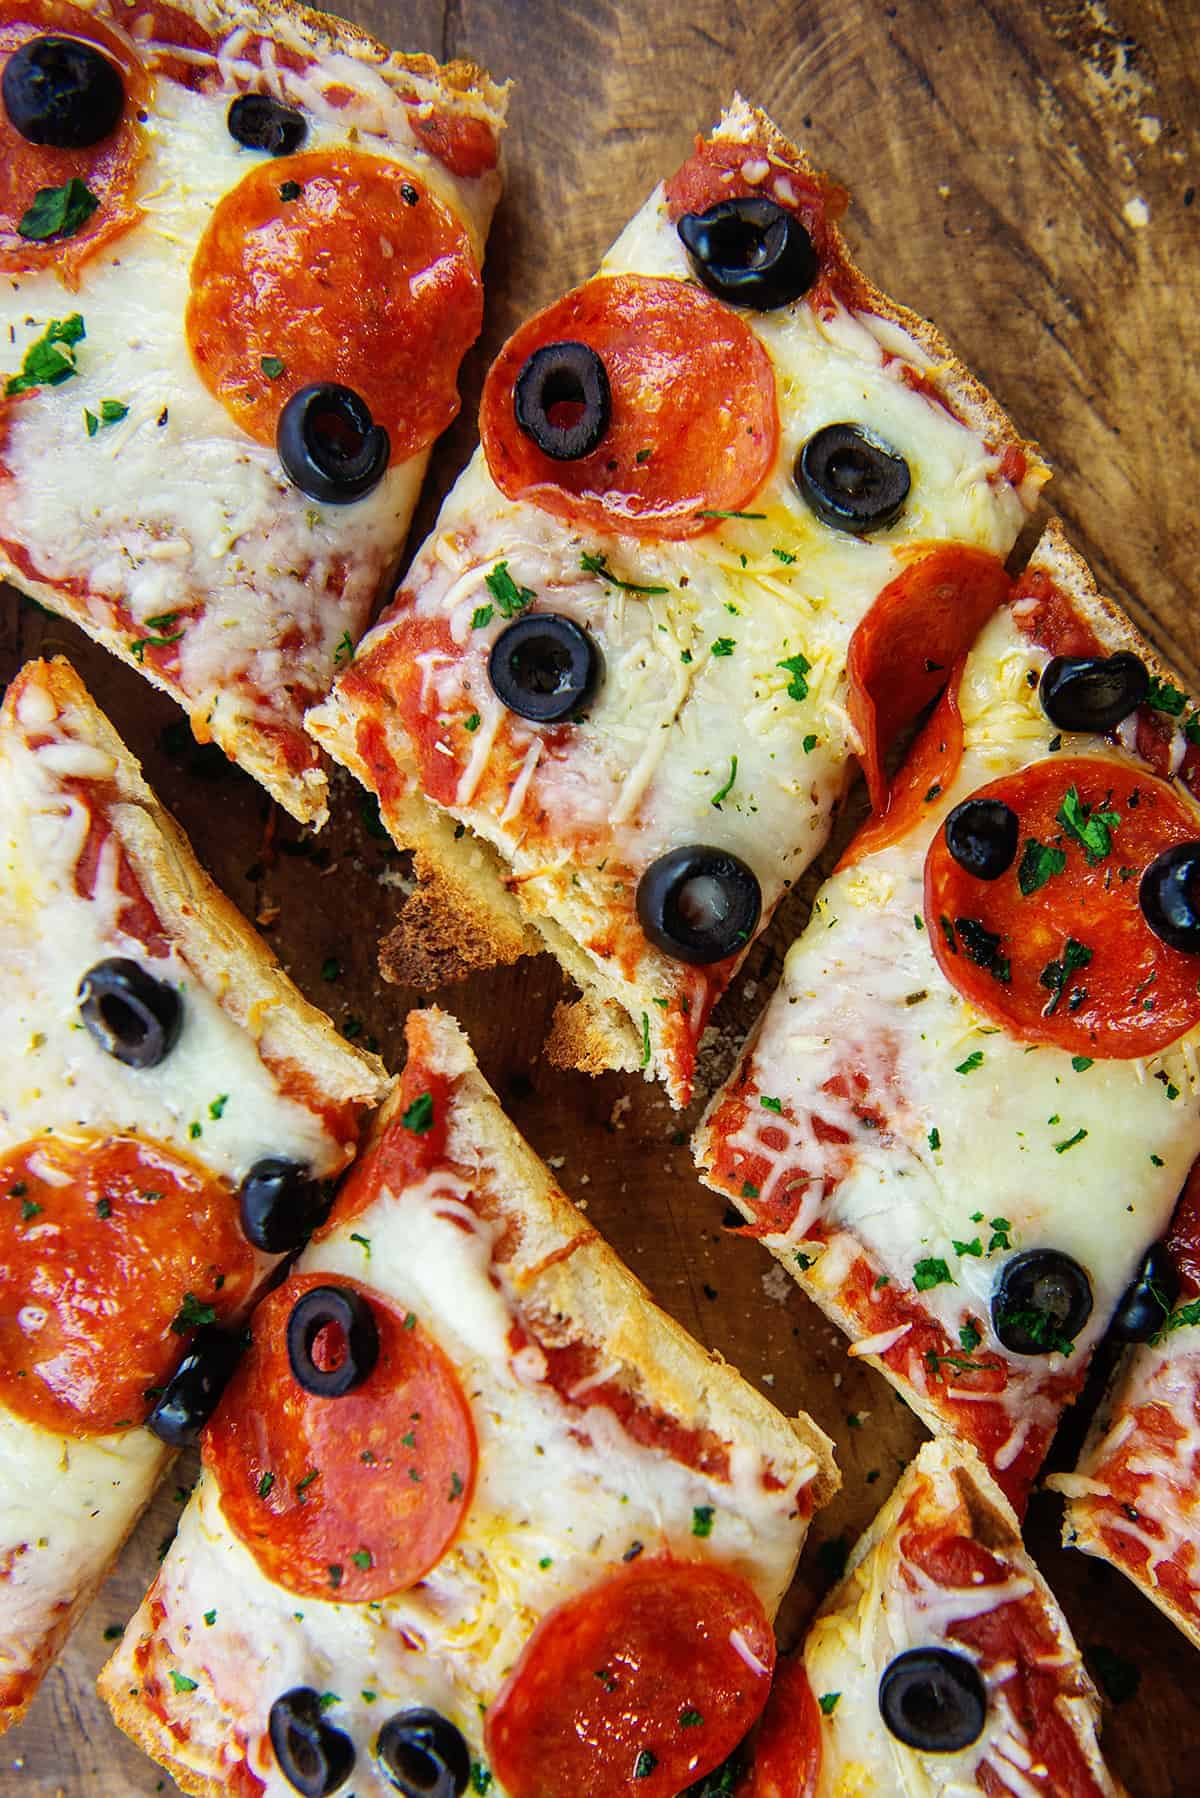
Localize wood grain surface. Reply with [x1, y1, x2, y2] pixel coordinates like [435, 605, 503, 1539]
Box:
[4, 0, 1200, 1791]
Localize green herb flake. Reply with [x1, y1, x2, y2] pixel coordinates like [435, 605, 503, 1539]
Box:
[20, 1198, 43, 1221]
[691, 1505, 715, 1538]
[279, 179, 303, 201]
[203, 1610, 217, 1627]
[987, 1217, 1013, 1253]
[1039, 936, 1093, 1015]
[1146, 677, 1188, 717]
[777, 651, 811, 702]
[484, 561, 535, 618]
[351, 1548, 373, 1570]
[711, 754, 738, 808]
[471, 603, 494, 629]
[818, 1692, 841, 1716]
[327, 1563, 344, 1589]
[1054, 1127, 1088, 1153]
[333, 628, 354, 668]
[634, 1752, 658, 1780]
[959, 1318, 982, 1353]
[471, 1767, 494, 1795]
[1057, 785, 1120, 865]
[260, 354, 285, 379]
[710, 636, 736, 658]
[171, 1292, 217, 1334]
[1151, 1153, 1165, 1167]
[257, 1472, 275, 1499]
[579, 550, 668, 596]
[7, 314, 86, 395]
[913, 1257, 954, 1291]
[953, 1237, 983, 1258]
[680, 1708, 705, 1727]
[1018, 837, 1067, 896]
[402, 1091, 434, 1134]
[928, 1126, 941, 1152]
[639, 1011, 652, 1068]
[169, 1669, 198, 1694]
[803, 732, 818, 752]
[208, 1093, 229, 1120]
[760, 1095, 783, 1113]
[1072, 1056, 1094, 1072]
[131, 609, 186, 661]
[349, 1232, 371, 1257]
[955, 1051, 984, 1075]
[695, 508, 766, 520]
[740, 1180, 760, 1199]
[18, 177, 100, 243]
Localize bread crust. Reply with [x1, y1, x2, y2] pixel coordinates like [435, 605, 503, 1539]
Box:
[0, 0, 508, 825]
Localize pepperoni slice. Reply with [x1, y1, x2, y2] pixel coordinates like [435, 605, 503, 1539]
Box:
[1166, 1156, 1200, 1297]
[926, 756, 1200, 1057]
[186, 150, 482, 459]
[0, 1132, 252, 1435]
[837, 671, 964, 872]
[739, 1658, 822, 1798]
[204, 1271, 476, 1599]
[319, 1045, 451, 1237]
[847, 545, 1011, 813]
[479, 274, 779, 540]
[484, 1556, 775, 1798]
[409, 104, 498, 178]
[0, 2, 148, 282]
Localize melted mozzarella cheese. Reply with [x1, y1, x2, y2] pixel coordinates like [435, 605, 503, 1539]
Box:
[309, 116, 1039, 1079]
[0, 14, 491, 817]
[704, 606, 1200, 1433]
[1054, 1321, 1200, 1612]
[123, 1167, 813, 1796]
[804, 1450, 1109, 1797]
[0, 670, 361, 1699]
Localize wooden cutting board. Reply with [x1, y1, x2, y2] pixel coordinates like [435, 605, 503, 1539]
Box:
[4, 0, 1199, 1790]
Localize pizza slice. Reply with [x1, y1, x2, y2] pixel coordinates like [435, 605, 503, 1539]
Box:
[1048, 1160, 1200, 1649]
[737, 1440, 1122, 1797]
[307, 95, 1046, 1104]
[696, 521, 1200, 1508]
[0, 0, 507, 823]
[100, 1006, 838, 1798]
[0, 655, 387, 1730]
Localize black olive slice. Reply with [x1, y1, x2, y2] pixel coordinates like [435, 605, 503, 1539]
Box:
[878, 1647, 987, 1752]
[2, 34, 124, 149]
[269, 1688, 356, 1796]
[277, 384, 390, 505]
[991, 1249, 1093, 1356]
[676, 196, 818, 310]
[1109, 1242, 1181, 1344]
[1037, 652, 1149, 735]
[794, 423, 911, 534]
[286, 1285, 379, 1397]
[513, 341, 611, 461]
[145, 1327, 243, 1447]
[636, 846, 762, 965]
[487, 613, 601, 722]
[943, 798, 1019, 882]
[1140, 843, 1200, 955]
[227, 92, 307, 156]
[239, 1158, 330, 1253]
[78, 958, 183, 1069]
[376, 1708, 471, 1798]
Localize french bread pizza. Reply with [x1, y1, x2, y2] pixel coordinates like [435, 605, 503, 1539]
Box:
[696, 522, 1200, 1509]
[306, 95, 1047, 1105]
[100, 1007, 838, 1798]
[738, 1440, 1123, 1797]
[0, 0, 507, 822]
[0, 655, 387, 1730]
[1049, 1160, 1200, 1651]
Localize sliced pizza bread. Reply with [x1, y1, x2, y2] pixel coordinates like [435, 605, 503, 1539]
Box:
[0, 655, 386, 1730]
[696, 522, 1200, 1508]
[0, 0, 507, 822]
[307, 94, 1046, 1104]
[100, 1006, 838, 1798]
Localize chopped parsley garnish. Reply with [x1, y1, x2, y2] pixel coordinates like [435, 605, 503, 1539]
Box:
[21, 1198, 43, 1221]
[169, 1670, 198, 1693]
[97, 1197, 114, 1219]
[260, 354, 285, 379]
[1054, 1127, 1088, 1153]
[995, 1306, 1076, 1356]
[464, 712, 481, 732]
[333, 628, 354, 667]
[818, 1692, 841, 1715]
[955, 1050, 984, 1075]
[351, 1548, 373, 1570]
[595, 1667, 619, 1692]
[1145, 676, 1188, 716]
[711, 755, 738, 808]
[959, 1318, 982, 1352]
[1151, 1296, 1200, 1343]
[279, 179, 302, 201]
[449, 1471, 464, 1501]
[471, 1767, 494, 1795]
[803, 733, 818, 752]
[634, 1751, 658, 1779]
[258, 1472, 275, 1499]
[741, 1180, 760, 1198]
[203, 1609, 217, 1626]
[349, 1232, 371, 1257]
[927, 1126, 941, 1151]
[327, 1563, 344, 1589]
[1018, 837, 1067, 896]
[579, 550, 667, 595]
[952, 1237, 983, 1257]
[710, 636, 736, 657]
[297, 1469, 319, 1493]
[484, 561, 535, 618]
[760, 1095, 783, 1113]
[695, 508, 766, 520]
[987, 1216, 1013, 1252]
[691, 1505, 715, 1538]
[1057, 785, 1120, 864]
[639, 1011, 651, 1068]
[680, 1708, 705, 1727]
[772, 547, 797, 564]
[18, 177, 99, 242]
[1072, 1055, 1094, 1072]
[1039, 936, 1092, 1016]
[777, 651, 811, 701]
[953, 916, 1010, 985]
[84, 397, 129, 437]
[913, 1257, 954, 1291]
[208, 1093, 228, 1119]
[471, 603, 494, 629]
[171, 1293, 217, 1334]
[131, 610, 186, 661]
[401, 1091, 434, 1134]
[7, 314, 85, 394]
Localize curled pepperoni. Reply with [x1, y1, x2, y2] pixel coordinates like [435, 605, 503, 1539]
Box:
[0, 1132, 252, 1435]
[484, 1556, 775, 1798]
[926, 756, 1200, 1058]
[186, 150, 482, 460]
[204, 1271, 476, 1599]
[480, 274, 779, 540]
[846, 545, 1011, 814]
[738, 1658, 822, 1798]
[409, 103, 498, 178]
[0, 2, 148, 283]
[837, 671, 964, 872]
